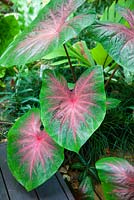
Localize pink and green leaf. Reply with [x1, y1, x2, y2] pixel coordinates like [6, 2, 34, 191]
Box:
[0, 0, 95, 67]
[7, 108, 64, 191]
[40, 67, 106, 152]
[79, 176, 94, 200]
[96, 157, 134, 200]
[89, 8, 134, 72]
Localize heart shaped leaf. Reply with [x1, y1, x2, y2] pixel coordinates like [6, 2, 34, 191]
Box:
[96, 157, 134, 200]
[89, 8, 134, 72]
[0, 0, 95, 67]
[40, 67, 106, 152]
[7, 108, 64, 191]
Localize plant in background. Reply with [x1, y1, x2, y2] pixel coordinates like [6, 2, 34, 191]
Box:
[0, 14, 20, 56]
[0, 66, 41, 121]
[11, 0, 50, 29]
[89, 7, 134, 73]
[0, 0, 95, 66]
[0, 0, 134, 198]
[96, 157, 134, 200]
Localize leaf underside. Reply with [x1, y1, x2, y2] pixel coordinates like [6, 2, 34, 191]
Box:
[7, 108, 64, 191]
[0, 0, 95, 67]
[96, 157, 134, 200]
[89, 8, 134, 72]
[40, 67, 106, 152]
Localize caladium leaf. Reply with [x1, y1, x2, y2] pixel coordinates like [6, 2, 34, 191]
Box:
[96, 157, 134, 200]
[7, 108, 64, 191]
[89, 8, 134, 72]
[79, 176, 94, 200]
[0, 0, 95, 67]
[40, 67, 106, 152]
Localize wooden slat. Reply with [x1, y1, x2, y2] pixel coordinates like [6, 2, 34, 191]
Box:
[0, 169, 9, 200]
[0, 143, 38, 200]
[36, 175, 69, 200]
[56, 172, 75, 200]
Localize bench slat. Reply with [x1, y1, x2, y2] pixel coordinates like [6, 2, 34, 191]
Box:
[0, 169, 9, 200]
[56, 173, 74, 200]
[36, 175, 68, 200]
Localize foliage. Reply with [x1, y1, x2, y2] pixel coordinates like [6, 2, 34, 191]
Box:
[91, 43, 112, 68]
[96, 157, 134, 200]
[0, 0, 95, 66]
[0, 67, 41, 121]
[0, 0, 133, 197]
[11, 0, 50, 29]
[89, 7, 134, 72]
[0, 67, 6, 88]
[81, 76, 134, 163]
[8, 108, 64, 191]
[40, 67, 106, 152]
[79, 176, 94, 199]
[0, 14, 20, 55]
[100, 0, 134, 22]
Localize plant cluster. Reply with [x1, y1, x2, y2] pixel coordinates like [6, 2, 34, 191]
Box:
[0, 0, 134, 199]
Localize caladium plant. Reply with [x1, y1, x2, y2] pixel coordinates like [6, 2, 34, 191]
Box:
[7, 108, 64, 191]
[89, 8, 134, 72]
[96, 157, 134, 200]
[3, 0, 134, 194]
[40, 66, 106, 152]
[0, 0, 95, 66]
[79, 176, 94, 200]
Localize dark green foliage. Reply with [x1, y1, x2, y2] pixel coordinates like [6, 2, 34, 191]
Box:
[0, 14, 20, 55]
[0, 67, 41, 121]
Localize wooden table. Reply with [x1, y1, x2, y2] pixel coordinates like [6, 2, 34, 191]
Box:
[0, 143, 75, 200]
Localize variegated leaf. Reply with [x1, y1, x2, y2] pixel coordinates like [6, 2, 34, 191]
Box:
[89, 8, 134, 72]
[7, 108, 64, 191]
[0, 0, 95, 66]
[96, 157, 134, 200]
[40, 67, 106, 152]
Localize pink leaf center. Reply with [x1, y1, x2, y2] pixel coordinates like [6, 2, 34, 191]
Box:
[17, 113, 55, 178]
[46, 72, 96, 140]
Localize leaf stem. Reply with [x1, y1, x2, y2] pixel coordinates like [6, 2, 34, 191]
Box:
[63, 44, 76, 82]
[103, 54, 109, 68]
[105, 65, 119, 88]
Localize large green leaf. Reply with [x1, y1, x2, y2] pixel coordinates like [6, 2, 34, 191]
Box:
[40, 67, 106, 152]
[91, 43, 112, 68]
[0, 0, 95, 67]
[89, 8, 134, 72]
[7, 108, 64, 191]
[96, 157, 134, 200]
[0, 14, 20, 55]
